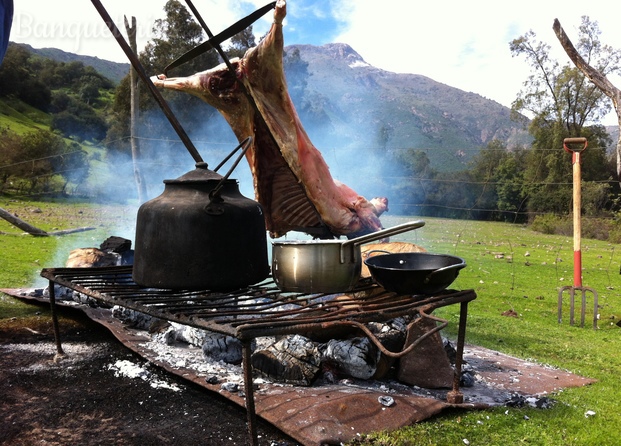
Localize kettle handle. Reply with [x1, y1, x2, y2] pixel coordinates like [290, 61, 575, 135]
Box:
[209, 136, 253, 200]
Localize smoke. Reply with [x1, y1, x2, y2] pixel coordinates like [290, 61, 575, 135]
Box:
[43, 39, 403, 281]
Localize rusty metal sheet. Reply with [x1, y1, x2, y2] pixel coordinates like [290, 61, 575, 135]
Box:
[3, 288, 597, 446]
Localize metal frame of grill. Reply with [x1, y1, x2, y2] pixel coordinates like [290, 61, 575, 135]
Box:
[42, 265, 476, 446]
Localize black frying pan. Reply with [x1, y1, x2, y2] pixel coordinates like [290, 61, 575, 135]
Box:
[364, 251, 466, 295]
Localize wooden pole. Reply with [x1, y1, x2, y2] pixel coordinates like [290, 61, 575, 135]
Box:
[0, 207, 48, 236]
[124, 15, 148, 204]
[563, 137, 588, 288]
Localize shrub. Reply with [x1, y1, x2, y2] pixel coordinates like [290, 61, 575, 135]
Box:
[530, 214, 563, 234]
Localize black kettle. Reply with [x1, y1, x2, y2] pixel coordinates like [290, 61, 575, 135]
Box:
[132, 138, 269, 290]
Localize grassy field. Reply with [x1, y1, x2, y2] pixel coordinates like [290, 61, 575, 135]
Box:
[1, 201, 620, 445]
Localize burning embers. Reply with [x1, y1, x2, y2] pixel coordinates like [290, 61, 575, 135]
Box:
[115, 305, 456, 388]
[51, 282, 457, 389]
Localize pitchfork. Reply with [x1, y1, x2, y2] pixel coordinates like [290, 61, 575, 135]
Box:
[557, 137, 598, 329]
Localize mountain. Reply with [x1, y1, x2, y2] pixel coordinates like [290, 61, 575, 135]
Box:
[14, 43, 130, 85]
[287, 43, 530, 170]
[12, 42, 530, 171]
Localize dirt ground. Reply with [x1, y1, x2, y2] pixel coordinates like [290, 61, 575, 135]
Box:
[0, 304, 298, 446]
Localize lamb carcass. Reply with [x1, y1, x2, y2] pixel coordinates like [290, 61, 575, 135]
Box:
[152, 0, 387, 238]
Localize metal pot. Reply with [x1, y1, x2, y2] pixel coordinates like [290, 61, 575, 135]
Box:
[364, 251, 466, 295]
[133, 138, 270, 291]
[271, 220, 425, 293]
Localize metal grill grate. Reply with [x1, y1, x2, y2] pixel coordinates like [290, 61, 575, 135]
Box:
[41, 265, 476, 446]
[41, 265, 475, 341]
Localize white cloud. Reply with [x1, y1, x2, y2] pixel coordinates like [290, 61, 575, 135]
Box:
[8, 0, 621, 124]
[331, 0, 621, 124]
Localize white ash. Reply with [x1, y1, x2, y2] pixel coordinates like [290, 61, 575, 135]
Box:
[320, 337, 380, 380]
[140, 334, 248, 386]
[108, 359, 181, 391]
[112, 306, 158, 330]
[42, 284, 99, 307]
[201, 332, 251, 365]
[251, 334, 321, 386]
[151, 322, 208, 347]
[146, 321, 255, 365]
[117, 307, 409, 385]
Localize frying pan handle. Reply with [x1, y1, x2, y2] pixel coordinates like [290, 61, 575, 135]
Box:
[423, 262, 467, 284]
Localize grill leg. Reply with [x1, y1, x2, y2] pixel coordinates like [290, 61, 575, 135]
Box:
[242, 341, 258, 446]
[48, 280, 65, 358]
[447, 300, 468, 404]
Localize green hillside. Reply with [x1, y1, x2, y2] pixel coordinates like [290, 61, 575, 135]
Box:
[0, 97, 51, 134]
[15, 43, 130, 85]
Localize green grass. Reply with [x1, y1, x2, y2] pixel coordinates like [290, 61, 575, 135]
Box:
[0, 97, 51, 133]
[1, 206, 620, 445]
[0, 198, 137, 288]
[355, 215, 621, 445]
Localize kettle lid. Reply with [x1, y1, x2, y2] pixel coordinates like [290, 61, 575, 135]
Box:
[164, 162, 224, 184]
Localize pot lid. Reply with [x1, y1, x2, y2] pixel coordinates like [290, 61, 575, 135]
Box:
[164, 162, 225, 184]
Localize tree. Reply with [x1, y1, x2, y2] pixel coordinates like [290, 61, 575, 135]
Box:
[0, 127, 86, 193]
[510, 20, 614, 217]
[469, 140, 528, 221]
[0, 44, 51, 110]
[0, 44, 30, 96]
[142, 0, 209, 76]
[553, 17, 621, 182]
[510, 20, 614, 131]
[227, 26, 256, 59]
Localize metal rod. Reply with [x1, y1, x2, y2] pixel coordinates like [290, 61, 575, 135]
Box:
[242, 341, 258, 446]
[447, 300, 468, 404]
[48, 280, 65, 357]
[91, 0, 204, 164]
[184, 0, 235, 73]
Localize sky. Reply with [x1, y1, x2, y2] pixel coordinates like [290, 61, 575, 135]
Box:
[7, 0, 621, 125]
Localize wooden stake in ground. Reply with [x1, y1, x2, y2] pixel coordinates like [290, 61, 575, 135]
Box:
[124, 15, 148, 204]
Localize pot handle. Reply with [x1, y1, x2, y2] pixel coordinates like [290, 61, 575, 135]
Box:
[423, 262, 467, 284]
[342, 220, 425, 249]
